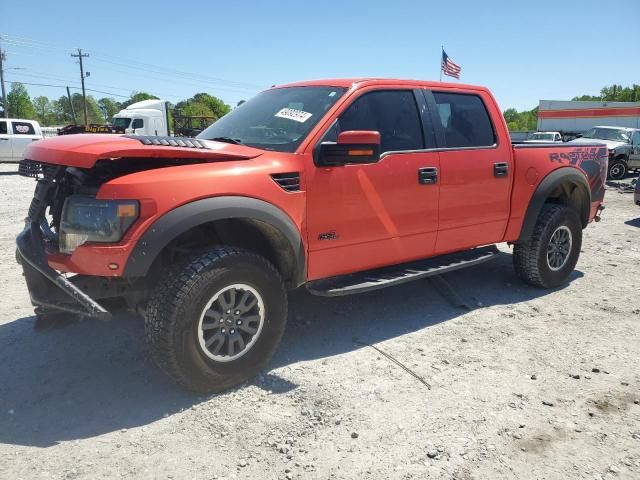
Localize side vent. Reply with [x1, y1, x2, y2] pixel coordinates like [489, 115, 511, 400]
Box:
[271, 172, 301, 192]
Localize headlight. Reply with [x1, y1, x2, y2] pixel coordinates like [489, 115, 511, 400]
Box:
[59, 195, 139, 254]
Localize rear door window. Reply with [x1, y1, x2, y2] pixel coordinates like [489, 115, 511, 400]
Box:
[12, 121, 36, 135]
[432, 92, 495, 148]
[336, 90, 424, 153]
[0, 120, 7, 135]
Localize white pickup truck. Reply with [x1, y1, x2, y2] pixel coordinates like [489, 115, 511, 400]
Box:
[0, 118, 43, 163]
[523, 131, 563, 143]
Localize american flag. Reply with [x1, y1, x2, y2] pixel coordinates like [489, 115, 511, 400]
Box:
[441, 50, 461, 79]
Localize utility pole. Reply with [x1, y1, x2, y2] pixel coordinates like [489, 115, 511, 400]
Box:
[66, 86, 76, 124]
[0, 49, 7, 118]
[71, 48, 89, 124]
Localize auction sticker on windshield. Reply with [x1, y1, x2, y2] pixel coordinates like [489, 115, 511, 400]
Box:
[275, 108, 313, 123]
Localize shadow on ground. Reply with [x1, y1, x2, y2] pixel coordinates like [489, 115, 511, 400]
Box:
[624, 217, 640, 228]
[0, 252, 581, 447]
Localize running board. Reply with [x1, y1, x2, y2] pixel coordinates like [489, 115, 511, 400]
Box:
[306, 245, 500, 297]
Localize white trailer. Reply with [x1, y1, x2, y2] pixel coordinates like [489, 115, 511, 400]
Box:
[537, 100, 640, 135]
[112, 99, 171, 136]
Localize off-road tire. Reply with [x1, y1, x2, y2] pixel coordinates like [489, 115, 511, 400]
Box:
[145, 246, 288, 393]
[513, 204, 582, 288]
[607, 159, 627, 180]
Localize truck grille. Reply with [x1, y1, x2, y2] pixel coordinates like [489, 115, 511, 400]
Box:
[19, 159, 57, 180]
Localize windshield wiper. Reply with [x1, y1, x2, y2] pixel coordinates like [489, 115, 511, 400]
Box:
[210, 136, 243, 145]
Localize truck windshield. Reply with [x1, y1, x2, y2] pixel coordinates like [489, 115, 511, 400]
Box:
[581, 127, 630, 143]
[198, 86, 346, 152]
[113, 117, 131, 129]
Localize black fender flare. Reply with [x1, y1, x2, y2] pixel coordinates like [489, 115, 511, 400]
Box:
[123, 196, 305, 285]
[518, 168, 591, 242]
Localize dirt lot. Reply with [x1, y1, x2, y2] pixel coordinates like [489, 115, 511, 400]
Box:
[0, 164, 638, 480]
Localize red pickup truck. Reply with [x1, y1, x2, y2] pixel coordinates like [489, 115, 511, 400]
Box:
[16, 79, 607, 392]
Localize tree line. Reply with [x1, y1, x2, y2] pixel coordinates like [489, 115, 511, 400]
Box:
[2, 82, 232, 126]
[502, 84, 639, 132]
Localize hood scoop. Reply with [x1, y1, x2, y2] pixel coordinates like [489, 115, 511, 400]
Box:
[125, 135, 212, 149]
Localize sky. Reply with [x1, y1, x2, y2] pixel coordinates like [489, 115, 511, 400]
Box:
[1, 0, 639, 112]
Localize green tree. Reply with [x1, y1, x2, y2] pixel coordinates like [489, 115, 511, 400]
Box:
[52, 93, 103, 124]
[572, 84, 640, 102]
[175, 93, 230, 120]
[119, 91, 159, 109]
[51, 96, 75, 124]
[98, 97, 120, 121]
[190, 93, 231, 118]
[32, 96, 53, 125]
[503, 107, 538, 131]
[7, 82, 37, 119]
[180, 101, 214, 117]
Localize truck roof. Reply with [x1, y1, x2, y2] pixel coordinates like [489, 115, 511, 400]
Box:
[124, 99, 166, 110]
[275, 78, 490, 93]
[591, 125, 639, 131]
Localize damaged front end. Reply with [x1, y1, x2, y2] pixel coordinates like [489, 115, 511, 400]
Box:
[16, 160, 142, 320]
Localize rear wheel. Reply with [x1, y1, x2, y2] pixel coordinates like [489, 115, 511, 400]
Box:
[145, 246, 288, 393]
[608, 159, 627, 180]
[513, 204, 582, 288]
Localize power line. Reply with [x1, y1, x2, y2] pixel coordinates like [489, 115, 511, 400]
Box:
[7, 70, 183, 98]
[5, 77, 188, 101]
[5, 54, 257, 94]
[0, 33, 264, 92]
[4, 79, 130, 98]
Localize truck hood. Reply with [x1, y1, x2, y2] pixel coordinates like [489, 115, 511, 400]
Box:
[23, 134, 264, 169]
[568, 137, 627, 150]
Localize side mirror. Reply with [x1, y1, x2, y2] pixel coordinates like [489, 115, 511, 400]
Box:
[316, 130, 381, 166]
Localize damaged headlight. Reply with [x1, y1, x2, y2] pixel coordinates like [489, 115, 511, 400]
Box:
[59, 195, 139, 254]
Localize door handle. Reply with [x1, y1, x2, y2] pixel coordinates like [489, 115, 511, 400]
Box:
[494, 162, 509, 177]
[418, 167, 438, 185]
[0, 138, 9, 141]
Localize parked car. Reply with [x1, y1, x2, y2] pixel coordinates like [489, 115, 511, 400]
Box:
[0, 118, 43, 163]
[569, 125, 640, 179]
[635, 175, 640, 206]
[16, 78, 607, 392]
[523, 131, 563, 143]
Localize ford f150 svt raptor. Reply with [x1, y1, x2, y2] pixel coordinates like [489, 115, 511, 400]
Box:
[16, 79, 607, 392]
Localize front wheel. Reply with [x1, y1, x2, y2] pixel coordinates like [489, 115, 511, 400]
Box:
[145, 247, 288, 393]
[513, 204, 582, 288]
[608, 159, 627, 180]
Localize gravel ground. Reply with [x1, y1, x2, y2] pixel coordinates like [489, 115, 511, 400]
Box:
[0, 163, 639, 480]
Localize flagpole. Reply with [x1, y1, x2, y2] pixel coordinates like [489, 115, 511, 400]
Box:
[439, 45, 443, 82]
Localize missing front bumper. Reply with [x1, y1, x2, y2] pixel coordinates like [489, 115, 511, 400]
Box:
[16, 223, 112, 320]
